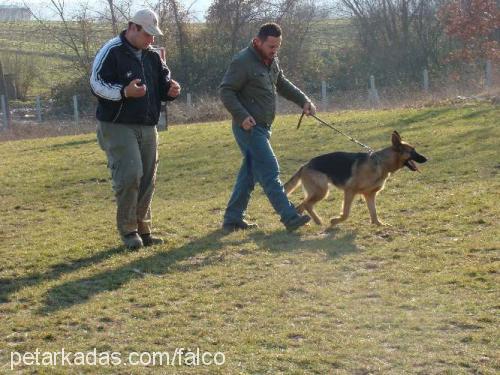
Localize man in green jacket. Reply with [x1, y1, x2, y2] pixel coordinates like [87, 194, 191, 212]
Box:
[220, 22, 317, 232]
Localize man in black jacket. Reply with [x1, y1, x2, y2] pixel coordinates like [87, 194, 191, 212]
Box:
[91, 8, 180, 249]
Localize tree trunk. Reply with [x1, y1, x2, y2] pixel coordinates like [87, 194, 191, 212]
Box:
[107, 0, 119, 35]
[169, 0, 190, 89]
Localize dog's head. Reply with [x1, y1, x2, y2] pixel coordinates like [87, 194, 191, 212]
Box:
[391, 131, 427, 172]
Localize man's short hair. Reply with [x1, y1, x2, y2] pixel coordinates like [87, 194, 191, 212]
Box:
[257, 23, 282, 40]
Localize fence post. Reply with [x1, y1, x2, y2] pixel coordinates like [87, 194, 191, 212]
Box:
[73, 95, 79, 125]
[0, 61, 11, 129]
[186, 93, 192, 107]
[423, 69, 429, 92]
[0, 60, 11, 128]
[1, 95, 7, 129]
[368, 75, 380, 107]
[36, 96, 42, 123]
[485, 60, 492, 89]
[321, 80, 328, 112]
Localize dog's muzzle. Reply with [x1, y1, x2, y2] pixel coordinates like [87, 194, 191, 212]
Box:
[405, 151, 427, 171]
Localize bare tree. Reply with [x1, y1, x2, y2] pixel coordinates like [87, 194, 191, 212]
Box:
[207, 0, 265, 57]
[277, 0, 323, 78]
[147, 0, 195, 89]
[336, 0, 446, 81]
[106, 0, 119, 34]
[95, 0, 134, 34]
[25, 0, 103, 76]
[167, 0, 191, 88]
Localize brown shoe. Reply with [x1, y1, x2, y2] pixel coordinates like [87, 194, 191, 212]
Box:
[140, 233, 164, 247]
[222, 220, 258, 232]
[122, 232, 143, 250]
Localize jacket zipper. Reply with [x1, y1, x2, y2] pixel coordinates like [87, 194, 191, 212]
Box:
[112, 49, 150, 123]
[111, 102, 123, 123]
[141, 54, 150, 121]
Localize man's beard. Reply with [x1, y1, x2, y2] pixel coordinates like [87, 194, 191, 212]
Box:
[253, 41, 276, 62]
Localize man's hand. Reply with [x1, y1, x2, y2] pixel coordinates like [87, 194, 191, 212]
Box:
[124, 79, 147, 98]
[241, 116, 256, 131]
[168, 79, 181, 98]
[303, 101, 317, 116]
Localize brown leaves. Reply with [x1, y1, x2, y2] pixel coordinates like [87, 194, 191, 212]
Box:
[438, 0, 500, 61]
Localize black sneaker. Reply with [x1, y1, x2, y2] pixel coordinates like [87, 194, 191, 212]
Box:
[222, 220, 258, 232]
[140, 233, 164, 247]
[122, 232, 143, 250]
[285, 214, 311, 232]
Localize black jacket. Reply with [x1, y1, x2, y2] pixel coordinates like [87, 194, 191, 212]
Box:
[90, 31, 176, 125]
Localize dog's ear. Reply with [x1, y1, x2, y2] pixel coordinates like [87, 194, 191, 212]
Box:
[392, 131, 402, 148]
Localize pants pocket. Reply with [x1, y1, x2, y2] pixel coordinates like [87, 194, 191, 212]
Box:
[109, 160, 122, 193]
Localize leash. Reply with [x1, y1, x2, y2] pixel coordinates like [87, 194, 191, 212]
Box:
[297, 112, 376, 154]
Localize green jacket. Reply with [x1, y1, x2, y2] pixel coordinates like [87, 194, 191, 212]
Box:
[219, 43, 310, 127]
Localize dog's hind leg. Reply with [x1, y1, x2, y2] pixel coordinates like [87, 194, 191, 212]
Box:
[330, 190, 355, 226]
[363, 192, 388, 226]
[284, 166, 304, 196]
[300, 170, 329, 225]
[303, 201, 324, 225]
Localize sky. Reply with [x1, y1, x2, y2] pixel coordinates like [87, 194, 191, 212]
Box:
[13, 0, 212, 21]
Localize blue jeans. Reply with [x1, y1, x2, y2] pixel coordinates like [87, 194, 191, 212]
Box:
[223, 123, 298, 225]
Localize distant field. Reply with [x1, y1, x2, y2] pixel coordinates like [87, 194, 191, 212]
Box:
[0, 104, 498, 373]
[311, 18, 355, 49]
[0, 18, 353, 56]
[0, 18, 355, 97]
[0, 21, 112, 55]
[0, 20, 112, 97]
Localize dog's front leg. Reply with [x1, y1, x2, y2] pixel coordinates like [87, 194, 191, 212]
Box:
[330, 190, 355, 225]
[364, 192, 388, 226]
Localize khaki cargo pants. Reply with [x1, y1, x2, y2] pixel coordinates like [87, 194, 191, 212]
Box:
[97, 121, 158, 237]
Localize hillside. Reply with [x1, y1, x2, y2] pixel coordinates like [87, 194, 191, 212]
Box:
[0, 104, 498, 373]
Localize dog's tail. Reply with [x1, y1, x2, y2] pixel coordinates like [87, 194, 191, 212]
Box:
[284, 166, 304, 196]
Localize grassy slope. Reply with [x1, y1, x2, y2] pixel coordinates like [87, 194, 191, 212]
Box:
[1, 19, 351, 55]
[0, 104, 498, 374]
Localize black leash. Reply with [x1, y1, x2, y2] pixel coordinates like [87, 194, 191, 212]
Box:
[297, 112, 376, 154]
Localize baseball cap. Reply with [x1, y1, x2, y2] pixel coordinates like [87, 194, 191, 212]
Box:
[130, 8, 163, 36]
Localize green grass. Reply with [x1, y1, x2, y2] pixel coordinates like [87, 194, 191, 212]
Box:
[0, 21, 112, 54]
[0, 104, 499, 373]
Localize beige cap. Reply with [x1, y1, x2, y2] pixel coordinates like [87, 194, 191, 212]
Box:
[130, 8, 163, 36]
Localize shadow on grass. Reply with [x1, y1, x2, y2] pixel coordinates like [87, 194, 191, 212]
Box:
[384, 107, 454, 130]
[387, 106, 496, 133]
[38, 227, 358, 314]
[460, 107, 495, 120]
[248, 227, 358, 258]
[0, 246, 128, 303]
[48, 139, 96, 150]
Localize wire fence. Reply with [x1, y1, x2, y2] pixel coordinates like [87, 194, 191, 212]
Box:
[0, 62, 498, 140]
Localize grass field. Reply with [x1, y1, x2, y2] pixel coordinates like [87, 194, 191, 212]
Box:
[0, 103, 499, 374]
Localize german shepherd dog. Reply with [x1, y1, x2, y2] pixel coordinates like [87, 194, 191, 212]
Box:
[284, 131, 427, 226]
